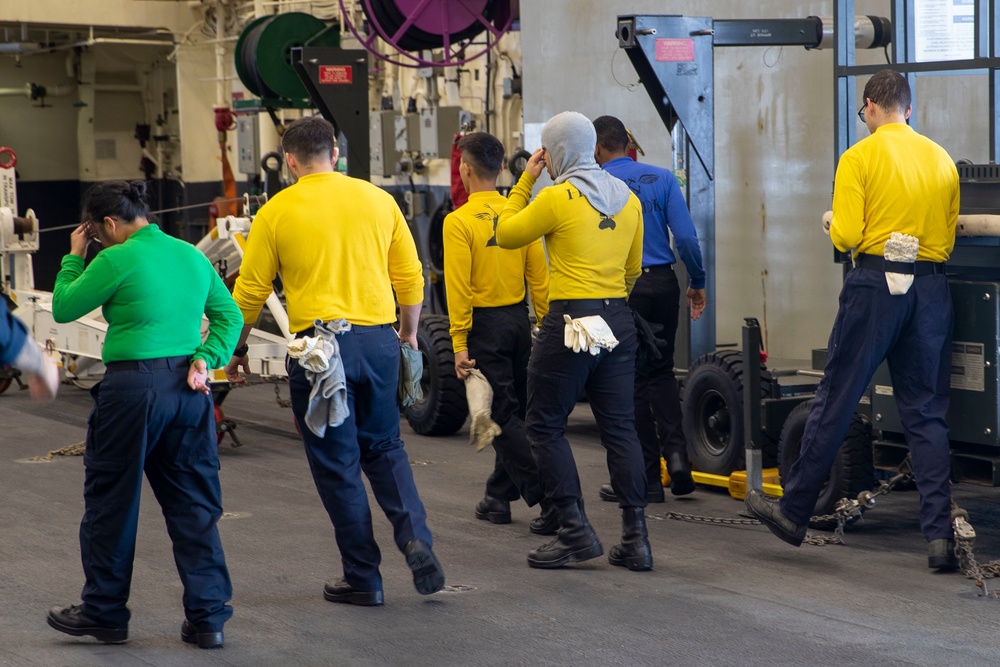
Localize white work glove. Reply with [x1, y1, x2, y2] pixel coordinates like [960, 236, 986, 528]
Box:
[287, 336, 332, 373]
[883, 232, 919, 296]
[464, 369, 501, 451]
[563, 314, 619, 355]
[822, 210, 833, 235]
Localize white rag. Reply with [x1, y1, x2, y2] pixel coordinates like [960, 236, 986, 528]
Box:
[287, 319, 351, 437]
[464, 368, 502, 452]
[883, 232, 919, 296]
[563, 314, 619, 355]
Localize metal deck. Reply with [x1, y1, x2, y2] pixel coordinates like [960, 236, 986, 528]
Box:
[2, 381, 999, 666]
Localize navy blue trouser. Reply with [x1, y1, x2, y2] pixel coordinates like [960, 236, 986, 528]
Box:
[629, 265, 687, 485]
[80, 357, 232, 631]
[526, 301, 647, 509]
[288, 325, 433, 592]
[779, 267, 954, 541]
[469, 303, 544, 507]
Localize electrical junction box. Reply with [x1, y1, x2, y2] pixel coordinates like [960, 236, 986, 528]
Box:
[370, 110, 400, 177]
[419, 106, 461, 158]
[236, 114, 260, 176]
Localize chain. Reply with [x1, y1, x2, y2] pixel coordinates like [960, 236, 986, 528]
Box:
[952, 505, 1000, 599]
[658, 511, 760, 526]
[273, 381, 291, 408]
[663, 468, 916, 548]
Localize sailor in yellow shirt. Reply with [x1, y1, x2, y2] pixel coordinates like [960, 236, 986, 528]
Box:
[227, 116, 445, 604]
[495, 111, 651, 572]
[443, 132, 556, 536]
[746, 70, 961, 572]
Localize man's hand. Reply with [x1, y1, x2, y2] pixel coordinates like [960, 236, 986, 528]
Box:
[27, 356, 60, 402]
[525, 148, 547, 179]
[224, 353, 250, 384]
[454, 350, 476, 379]
[70, 224, 93, 258]
[187, 358, 211, 395]
[687, 288, 707, 321]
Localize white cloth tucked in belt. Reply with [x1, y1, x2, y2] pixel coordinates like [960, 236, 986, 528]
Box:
[287, 319, 351, 437]
[464, 368, 502, 452]
[883, 232, 919, 296]
[563, 314, 619, 355]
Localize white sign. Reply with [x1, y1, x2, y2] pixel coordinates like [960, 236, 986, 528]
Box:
[915, 0, 975, 63]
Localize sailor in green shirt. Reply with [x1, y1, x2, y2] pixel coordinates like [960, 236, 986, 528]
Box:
[47, 181, 240, 649]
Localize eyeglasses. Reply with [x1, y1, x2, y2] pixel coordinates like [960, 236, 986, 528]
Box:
[857, 99, 867, 123]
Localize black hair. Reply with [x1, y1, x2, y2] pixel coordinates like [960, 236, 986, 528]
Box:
[81, 180, 149, 224]
[457, 132, 505, 181]
[281, 115, 335, 164]
[593, 115, 630, 154]
[863, 69, 911, 115]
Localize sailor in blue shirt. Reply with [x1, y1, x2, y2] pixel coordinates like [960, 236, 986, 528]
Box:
[594, 115, 707, 502]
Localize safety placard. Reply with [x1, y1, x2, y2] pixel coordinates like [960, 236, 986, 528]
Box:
[319, 65, 353, 84]
[951, 341, 985, 392]
[655, 38, 695, 62]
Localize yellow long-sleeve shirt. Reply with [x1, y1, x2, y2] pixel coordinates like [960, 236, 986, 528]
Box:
[443, 190, 549, 353]
[831, 123, 959, 261]
[233, 172, 424, 331]
[495, 172, 643, 300]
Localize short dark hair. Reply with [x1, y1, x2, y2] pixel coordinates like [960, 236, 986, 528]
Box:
[457, 132, 504, 181]
[281, 115, 335, 164]
[81, 180, 149, 224]
[594, 115, 630, 154]
[863, 69, 911, 115]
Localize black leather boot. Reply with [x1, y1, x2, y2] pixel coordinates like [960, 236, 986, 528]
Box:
[608, 507, 653, 571]
[666, 451, 696, 496]
[529, 498, 559, 535]
[527, 498, 603, 569]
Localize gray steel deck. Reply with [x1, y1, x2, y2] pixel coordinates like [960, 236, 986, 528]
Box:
[2, 381, 998, 666]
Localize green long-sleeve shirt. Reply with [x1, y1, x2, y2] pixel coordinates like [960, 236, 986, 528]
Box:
[53, 224, 241, 367]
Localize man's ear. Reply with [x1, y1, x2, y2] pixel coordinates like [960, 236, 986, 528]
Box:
[904, 105, 912, 120]
[332, 146, 340, 165]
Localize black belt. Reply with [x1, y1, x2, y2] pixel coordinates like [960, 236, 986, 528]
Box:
[642, 264, 673, 273]
[105, 355, 191, 373]
[295, 323, 392, 338]
[855, 253, 946, 276]
[548, 298, 627, 313]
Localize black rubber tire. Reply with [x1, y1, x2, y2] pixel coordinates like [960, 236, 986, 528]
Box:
[404, 315, 468, 436]
[681, 350, 774, 475]
[777, 399, 875, 528]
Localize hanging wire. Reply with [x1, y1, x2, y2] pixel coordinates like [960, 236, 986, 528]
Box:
[38, 197, 248, 233]
[610, 47, 641, 92]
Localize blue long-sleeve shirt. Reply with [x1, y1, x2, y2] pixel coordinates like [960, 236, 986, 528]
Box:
[602, 156, 705, 289]
[0, 300, 29, 366]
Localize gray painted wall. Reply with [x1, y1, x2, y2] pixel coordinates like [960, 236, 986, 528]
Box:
[522, 0, 988, 361]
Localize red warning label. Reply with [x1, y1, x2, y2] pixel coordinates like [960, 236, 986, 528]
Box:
[655, 38, 695, 62]
[319, 65, 353, 84]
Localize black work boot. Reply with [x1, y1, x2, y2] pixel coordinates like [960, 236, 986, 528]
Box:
[608, 507, 653, 571]
[598, 483, 665, 503]
[928, 538, 959, 570]
[474, 496, 512, 524]
[529, 498, 559, 535]
[47, 605, 128, 644]
[527, 498, 603, 569]
[666, 451, 696, 496]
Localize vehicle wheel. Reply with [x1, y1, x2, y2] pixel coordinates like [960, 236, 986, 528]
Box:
[777, 399, 875, 528]
[404, 315, 468, 436]
[681, 350, 773, 475]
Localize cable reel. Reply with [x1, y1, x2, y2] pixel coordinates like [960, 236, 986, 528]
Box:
[235, 12, 342, 100]
[338, 0, 519, 68]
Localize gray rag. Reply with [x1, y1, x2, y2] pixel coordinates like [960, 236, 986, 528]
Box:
[541, 111, 631, 216]
[288, 318, 350, 437]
